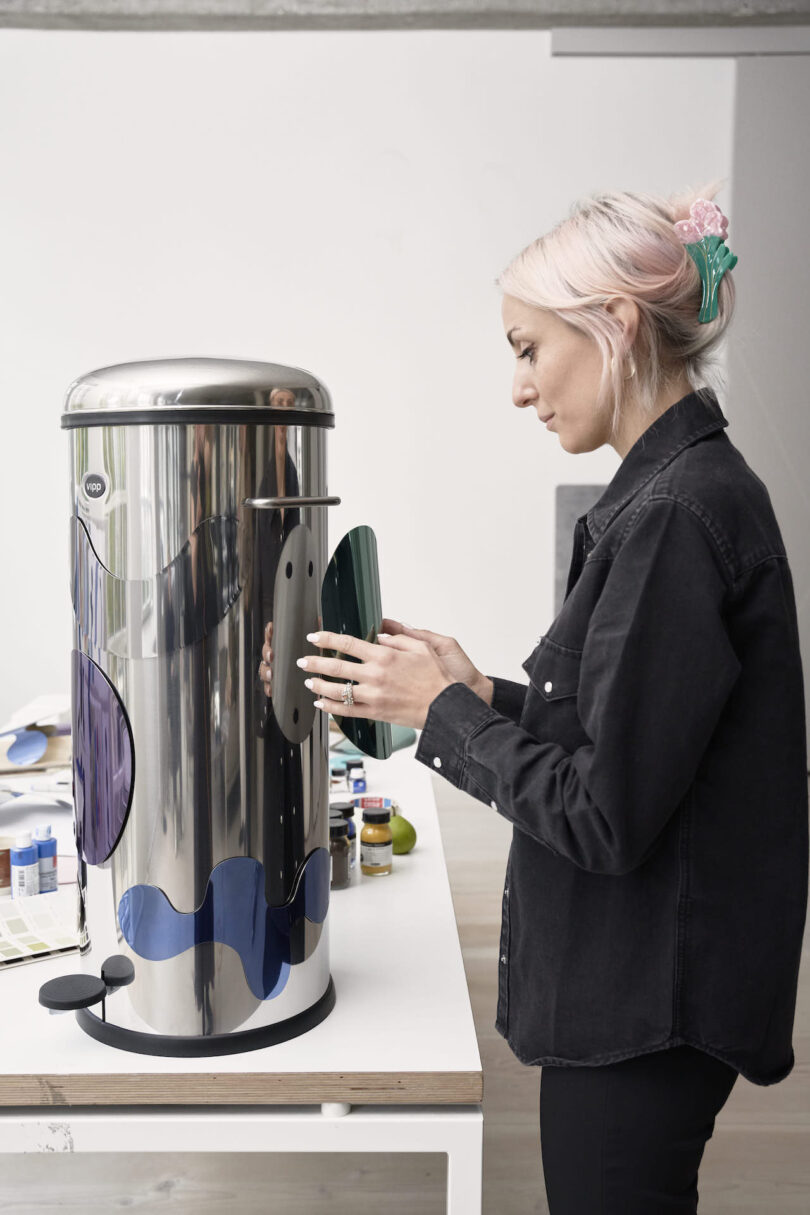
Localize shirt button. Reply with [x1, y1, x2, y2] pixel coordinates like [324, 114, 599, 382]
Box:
[500, 954, 507, 964]
[504, 886, 509, 896]
[433, 756, 442, 769]
[544, 680, 553, 693]
[490, 800, 497, 811]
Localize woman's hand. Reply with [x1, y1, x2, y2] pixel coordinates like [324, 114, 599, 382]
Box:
[381, 617, 492, 702]
[259, 620, 274, 698]
[297, 629, 456, 730]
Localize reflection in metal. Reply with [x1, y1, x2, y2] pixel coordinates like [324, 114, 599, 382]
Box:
[71, 514, 241, 657]
[64, 358, 354, 1049]
[322, 524, 393, 760]
[62, 357, 333, 425]
[244, 496, 341, 508]
[266, 524, 319, 745]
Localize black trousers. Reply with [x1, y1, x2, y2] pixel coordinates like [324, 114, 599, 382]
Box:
[539, 1044, 739, 1214]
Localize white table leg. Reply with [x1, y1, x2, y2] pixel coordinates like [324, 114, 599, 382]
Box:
[445, 1109, 483, 1215]
[320, 1102, 351, 1116]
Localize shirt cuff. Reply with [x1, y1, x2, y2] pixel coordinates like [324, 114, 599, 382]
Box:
[414, 681, 499, 786]
[488, 675, 528, 725]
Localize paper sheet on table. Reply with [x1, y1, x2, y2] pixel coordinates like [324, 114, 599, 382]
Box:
[0, 694, 71, 737]
[0, 887, 81, 968]
[0, 769, 73, 799]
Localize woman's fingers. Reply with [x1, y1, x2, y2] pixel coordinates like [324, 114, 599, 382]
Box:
[401, 624, 440, 643]
[380, 616, 409, 635]
[377, 632, 427, 651]
[306, 630, 378, 663]
[381, 617, 421, 634]
[383, 617, 442, 646]
[262, 620, 274, 696]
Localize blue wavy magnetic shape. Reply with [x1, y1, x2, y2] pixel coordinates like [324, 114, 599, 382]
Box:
[118, 848, 330, 1001]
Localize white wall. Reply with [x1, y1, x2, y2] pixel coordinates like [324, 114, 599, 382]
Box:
[727, 55, 810, 743]
[0, 30, 734, 723]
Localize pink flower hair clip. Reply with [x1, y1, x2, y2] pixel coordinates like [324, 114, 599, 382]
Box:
[674, 198, 738, 323]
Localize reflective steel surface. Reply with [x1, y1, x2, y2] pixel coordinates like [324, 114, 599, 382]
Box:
[62, 357, 333, 422]
[71, 389, 336, 1039]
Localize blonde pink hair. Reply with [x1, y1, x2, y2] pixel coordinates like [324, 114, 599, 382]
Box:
[496, 178, 736, 436]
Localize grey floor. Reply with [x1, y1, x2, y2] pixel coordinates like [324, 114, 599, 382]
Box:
[2, 776, 808, 1212]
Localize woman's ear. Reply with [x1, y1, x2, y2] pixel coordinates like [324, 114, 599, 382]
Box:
[605, 295, 640, 353]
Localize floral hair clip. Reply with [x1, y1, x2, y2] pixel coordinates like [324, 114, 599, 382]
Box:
[674, 198, 738, 324]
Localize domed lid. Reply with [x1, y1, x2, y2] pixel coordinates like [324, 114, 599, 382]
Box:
[61, 357, 334, 428]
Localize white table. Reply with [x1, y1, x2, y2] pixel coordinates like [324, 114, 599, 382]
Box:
[0, 743, 483, 1213]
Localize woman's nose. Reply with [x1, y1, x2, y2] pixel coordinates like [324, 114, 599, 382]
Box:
[513, 369, 538, 409]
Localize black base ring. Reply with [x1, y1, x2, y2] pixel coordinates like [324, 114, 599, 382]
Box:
[75, 975, 336, 1058]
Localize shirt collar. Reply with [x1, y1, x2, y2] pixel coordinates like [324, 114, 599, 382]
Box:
[585, 387, 729, 542]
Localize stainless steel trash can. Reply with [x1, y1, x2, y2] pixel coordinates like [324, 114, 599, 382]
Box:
[59, 357, 380, 1056]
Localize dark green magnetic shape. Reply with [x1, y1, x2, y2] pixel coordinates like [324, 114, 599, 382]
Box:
[321, 525, 393, 760]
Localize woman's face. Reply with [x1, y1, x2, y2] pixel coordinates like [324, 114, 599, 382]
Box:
[502, 294, 616, 455]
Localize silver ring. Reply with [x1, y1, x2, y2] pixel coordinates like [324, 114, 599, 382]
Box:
[341, 682, 355, 706]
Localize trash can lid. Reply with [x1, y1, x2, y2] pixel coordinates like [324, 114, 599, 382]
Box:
[61, 357, 334, 429]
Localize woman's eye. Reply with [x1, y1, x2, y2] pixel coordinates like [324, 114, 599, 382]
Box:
[518, 345, 536, 363]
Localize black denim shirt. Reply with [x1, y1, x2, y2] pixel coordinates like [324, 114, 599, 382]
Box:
[415, 387, 808, 1086]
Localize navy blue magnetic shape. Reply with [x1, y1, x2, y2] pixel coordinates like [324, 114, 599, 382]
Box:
[117, 848, 330, 1001]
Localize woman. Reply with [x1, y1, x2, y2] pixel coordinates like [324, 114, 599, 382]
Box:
[280, 182, 809, 1212]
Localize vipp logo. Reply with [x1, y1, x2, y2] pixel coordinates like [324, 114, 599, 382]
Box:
[83, 474, 107, 500]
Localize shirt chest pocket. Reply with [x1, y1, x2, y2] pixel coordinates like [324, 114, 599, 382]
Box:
[521, 638, 591, 747]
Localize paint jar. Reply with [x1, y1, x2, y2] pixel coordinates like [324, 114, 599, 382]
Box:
[346, 760, 366, 793]
[330, 763, 348, 793]
[330, 801, 357, 872]
[329, 819, 351, 890]
[360, 810, 392, 876]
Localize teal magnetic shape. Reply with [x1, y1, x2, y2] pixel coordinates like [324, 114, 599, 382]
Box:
[685, 235, 738, 323]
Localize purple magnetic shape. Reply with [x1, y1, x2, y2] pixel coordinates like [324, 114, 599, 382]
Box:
[72, 650, 134, 865]
[7, 729, 48, 766]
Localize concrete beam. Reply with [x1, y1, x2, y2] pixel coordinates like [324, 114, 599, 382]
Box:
[1, 1, 809, 33]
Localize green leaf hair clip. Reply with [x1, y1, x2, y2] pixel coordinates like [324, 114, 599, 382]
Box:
[674, 198, 738, 323]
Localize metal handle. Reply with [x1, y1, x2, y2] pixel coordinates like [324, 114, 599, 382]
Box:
[243, 496, 341, 508]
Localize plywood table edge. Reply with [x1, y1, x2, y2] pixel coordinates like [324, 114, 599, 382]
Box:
[0, 1070, 483, 1106]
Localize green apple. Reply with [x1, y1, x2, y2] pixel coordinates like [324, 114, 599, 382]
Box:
[390, 810, 417, 855]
